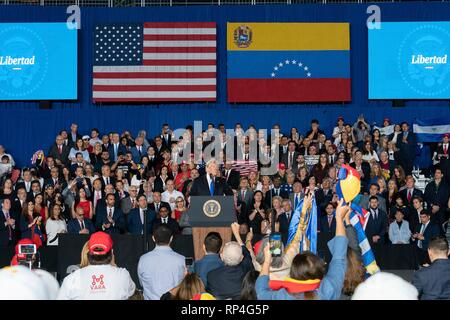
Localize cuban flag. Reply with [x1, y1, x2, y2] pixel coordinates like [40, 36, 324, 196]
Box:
[413, 117, 450, 143]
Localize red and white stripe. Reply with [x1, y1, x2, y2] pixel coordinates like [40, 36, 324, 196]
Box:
[93, 22, 217, 102]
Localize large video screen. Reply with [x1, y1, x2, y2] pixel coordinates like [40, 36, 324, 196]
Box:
[0, 23, 77, 100]
[369, 22, 450, 99]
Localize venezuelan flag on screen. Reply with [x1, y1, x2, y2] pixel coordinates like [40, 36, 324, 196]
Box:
[227, 23, 351, 103]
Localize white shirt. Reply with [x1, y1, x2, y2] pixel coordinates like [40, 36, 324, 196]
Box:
[46, 219, 67, 246]
[58, 264, 135, 300]
[161, 190, 184, 211]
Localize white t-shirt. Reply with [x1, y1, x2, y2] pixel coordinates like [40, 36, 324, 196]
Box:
[57, 264, 136, 300]
[161, 190, 184, 210]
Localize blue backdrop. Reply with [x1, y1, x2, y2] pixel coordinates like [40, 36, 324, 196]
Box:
[0, 2, 449, 166]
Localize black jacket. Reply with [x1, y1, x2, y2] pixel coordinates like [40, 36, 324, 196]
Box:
[189, 175, 233, 196]
[412, 259, 450, 300]
[206, 245, 254, 300]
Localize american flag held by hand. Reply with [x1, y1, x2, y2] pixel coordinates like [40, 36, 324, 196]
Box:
[93, 22, 217, 102]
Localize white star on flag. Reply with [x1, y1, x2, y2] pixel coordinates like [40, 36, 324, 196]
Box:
[285, 60, 290, 64]
[274, 66, 278, 71]
[271, 73, 276, 77]
[279, 62, 283, 67]
[304, 66, 308, 71]
[307, 72, 311, 77]
[299, 62, 303, 67]
[292, 60, 297, 64]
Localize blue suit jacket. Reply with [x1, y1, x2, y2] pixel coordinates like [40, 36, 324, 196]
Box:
[127, 207, 156, 235]
[194, 253, 224, 287]
[67, 218, 95, 235]
[412, 259, 450, 300]
[95, 206, 126, 234]
[130, 146, 145, 164]
[108, 144, 127, 162]
[319, 214, 336, 237]
[414, 222, 441, 251]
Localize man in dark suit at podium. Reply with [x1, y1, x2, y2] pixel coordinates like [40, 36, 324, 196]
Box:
[127, 194, 156, 235]
[190, 159, 233, 196]
[152, 206, 179, 235]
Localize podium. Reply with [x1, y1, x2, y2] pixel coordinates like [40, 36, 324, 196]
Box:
[189, 196, 235, 260]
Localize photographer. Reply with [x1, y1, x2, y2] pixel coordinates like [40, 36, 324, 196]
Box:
[111, 152, 138, 183]
[352, 115, 371, 145]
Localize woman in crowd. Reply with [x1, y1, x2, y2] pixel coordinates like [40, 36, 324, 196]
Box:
[34, 193, 48, 224]
[377, 136, 389, 158]
[255, 199, 350, 300]
[388, 208, 411, 244]
[387, 141, 400, 162]
[154, 165, 171, 193]
[369, 163, 384, 187]
[174, 162, 191, 192]
[332, 117, 345, 145]
[240, 271, 260, 300]
[20, 200, 45, 246]
[120, 136, 130, 151]
[372, 129, 381, 152]
[345, 140, 354, 158]
[248, 171, 259, 191]
[390, 194, 409, 222]
[173, 196, 187, 222]
[61, 166, 71, 187]
[389, 124, 402, 144]
[72, 187, 92, 220]
[384, 179, 398, 213]
[44, 185, 55, 208]
[336, 132, 349, 153]
[362, 141, 379, 163]
[0, 178, 15, 202]
[379, 151, 394, 181]
[161, 273, 214, 300]
[247, 191, 268, 239]
[46, 204, 67, 246]
[393, 165, 406, 189]
[69, 138, 90, 164]
[271, 196, 284, 218]
[89, 143, 103, 167]
[53, 192, 70, 221]
[84, 164, 97, 185]
[290, 127, 302, 145]
[296, 167, 309, 188]
[312, 153, 330, 185]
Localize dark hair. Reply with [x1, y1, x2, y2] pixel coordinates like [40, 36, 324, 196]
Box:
[204, 232, 222, 254]
[240, 270, 260, 300]
[153, 225, 173, 245]
[311, 119, 319, 124]
[137, 194, 147, 202]
[428, 236, 449, 253]
[419, 211, 430, 217]
[88, 251, 113, 265]
[369, 183, 380, 191]
[412, 196, 423, 203]
[290, 252, 325, 300]
[369, 195, 378, 202]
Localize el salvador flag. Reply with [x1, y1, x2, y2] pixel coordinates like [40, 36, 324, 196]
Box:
[413, 118, 450, 143]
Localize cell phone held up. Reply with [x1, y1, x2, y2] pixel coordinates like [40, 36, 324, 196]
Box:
[269, 233, 282, 257]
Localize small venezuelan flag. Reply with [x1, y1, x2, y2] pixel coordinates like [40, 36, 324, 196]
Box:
[227, 23, 351, 103]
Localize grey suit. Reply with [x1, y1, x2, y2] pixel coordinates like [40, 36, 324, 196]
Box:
[121, 196, 137, 215]
[237, 188, 253, 208]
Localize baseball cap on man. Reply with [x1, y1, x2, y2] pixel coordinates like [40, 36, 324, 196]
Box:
[443, 133, 450, 139]
[89, 232, 113, 255]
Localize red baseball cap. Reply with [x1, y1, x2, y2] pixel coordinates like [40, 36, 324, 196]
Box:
[278, 163, 286, 170]
[383, 118, 391, 123]
[443, 133, 450, 139]
[89, 232, 113, 255]
[337, 116, 344, 121]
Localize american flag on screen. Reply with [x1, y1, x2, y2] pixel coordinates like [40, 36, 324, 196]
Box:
[92, 22, 217, 102]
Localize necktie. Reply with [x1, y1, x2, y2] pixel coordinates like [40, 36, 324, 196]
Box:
[407, 190, 412, 202]
[294, 195, 299, 209]
[58, 145, 62, 155]
[107, 177, 110, 185]
[289, 153, 293, 168]
[444, 144, 448, 154]
[114, 144, 118, 160]
[209, 175, 215, 196]
[328, 215, 333, 227]
[138, 146, 142, 155]
[5, 212, 11, 240]
[81, 220, 85, 230]
[108, 208, 112, 219]
[140, 209, 145, 226]
[95, 191, 100, 208]
[132, 198, 136, 208]
[155, 203, 159, 212]
[286, 212, 290, 221]
[418, 224, 426, 248]
[241, 190, 245, 200]
[163, 217, 167, 224]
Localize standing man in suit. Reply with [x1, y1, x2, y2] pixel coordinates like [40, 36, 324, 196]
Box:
[190, 159, 233, 196]
[412, 237, 450, 300]
[350, 152, 371, 192]
[160, 123, 172, 149]
[127, 195, 156, 235]
[152, 206, 179, 235]
[99, 165, 115, 190]
[121, 185, 139, 215]
[148, 191, 171, 216]
[409, 196, 427, 235]
[424, 168, 450, 228]
[237, 177, 253, 208]
[67, 207, 95, 234]
[130, 137, 146, 164]
[95, 193, 126, 234]
[108, 133, 127, 162]
[396, 122, 417, 175]
[0, 199, 18, 247]
[400, 176, 424, 208]
[222, 159, 240, 191]
[265, 176, 289, 207]
[364, 196, 388, 246]
[412, 211, 441, 265]
[282, 140, 299, 171]
[69, 123, 81, 146]
[319, 202, 336, 237]
[278, 199, 294, 244]
[359, 183, 387, 214]
[290, 181, 304, 210]
[434, 134, 450, 184]
[48, 135, 70, 167]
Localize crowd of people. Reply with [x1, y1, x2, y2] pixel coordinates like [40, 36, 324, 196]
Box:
[0, 115, 449, 300]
